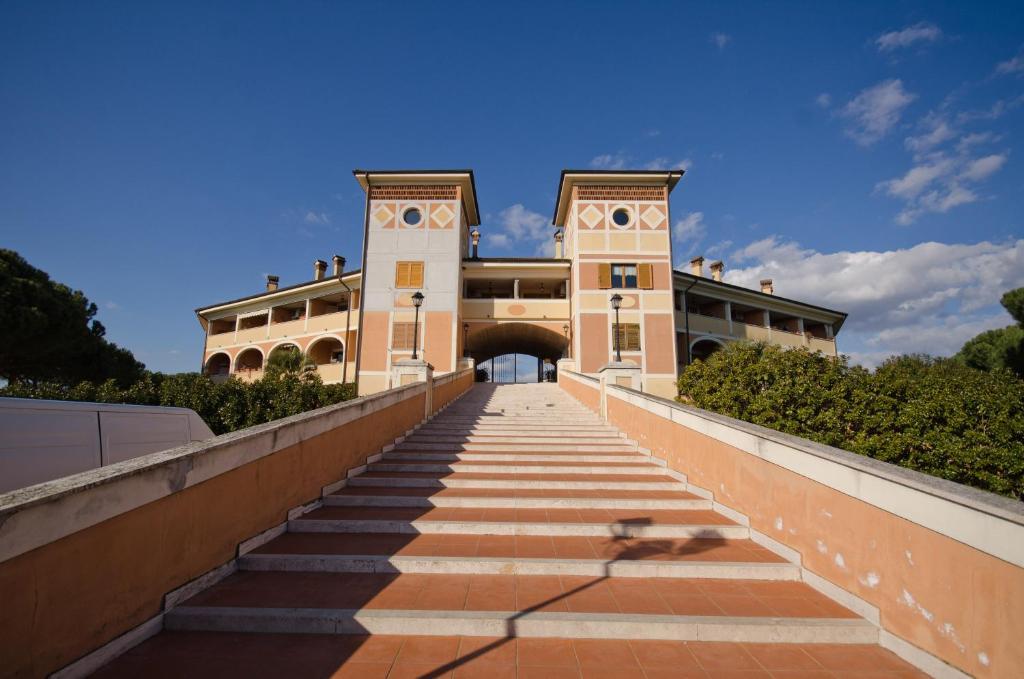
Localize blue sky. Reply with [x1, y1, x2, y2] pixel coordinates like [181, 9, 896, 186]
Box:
[2, 1, 1023, 373]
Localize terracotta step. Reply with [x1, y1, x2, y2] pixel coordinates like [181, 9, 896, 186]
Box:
[288, 506, 747, 539]
[382, 451, 653, 463]
[92, 632, 929, 679]
[367, 461, 665, 475]
[164, 572, 873, 643]
[325, 486, 707, 509]
[348, 471, 687, 490]
[241, 532, 796, 579]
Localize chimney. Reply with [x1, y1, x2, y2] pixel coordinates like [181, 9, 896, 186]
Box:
[265, 275, 279, 292]
[689, 256, 705, 277]
[553, 229, 564, 258]
[709, 260, 724, 282]
[313, 259, 327, 280]
[760, 278, 774, 295]
[332, 254, 346, 277]
[470, 229, 481, 259]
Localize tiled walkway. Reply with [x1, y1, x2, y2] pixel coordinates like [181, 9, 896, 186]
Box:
[93, 384, 927, 677]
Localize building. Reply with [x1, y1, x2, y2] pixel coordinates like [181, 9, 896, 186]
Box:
[196, 169, 846, 398]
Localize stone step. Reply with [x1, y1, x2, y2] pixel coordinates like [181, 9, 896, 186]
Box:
[367, 462, 665, 475]
[324, 487, 707, 509]
[348, 472, 686, 490]
[393, 442, 639, 453]
[419, 424, 620, 433]
[164, 572, 872, 643]
[239, 553, 800, 580]
[288, 507, 746, 539]
[382, 452, 654, 463]
[403, 435, 628, 445]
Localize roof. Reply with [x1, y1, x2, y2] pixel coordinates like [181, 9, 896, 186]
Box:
[553, 169, 685, 226]
[462, 257, 571, 264]
[674, 270, 848, 331]
[352, 169, 480, 226]
[195, 270, 361, 315]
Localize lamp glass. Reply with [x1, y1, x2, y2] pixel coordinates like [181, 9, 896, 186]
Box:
[411, 291, 424, 307]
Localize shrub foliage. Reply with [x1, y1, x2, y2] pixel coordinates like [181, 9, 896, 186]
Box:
[1, 371, 356, 436]
[677, 342, 1024, 500]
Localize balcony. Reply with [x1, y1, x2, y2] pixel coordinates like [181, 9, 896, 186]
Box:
[268, 318, 306, 340]
[686, 312, 730, 336]
[306, 310, 352, 334]
[462, 298, 570, 321]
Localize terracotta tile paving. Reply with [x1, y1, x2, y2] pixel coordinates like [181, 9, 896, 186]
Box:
[92, 633, 928, 678]
[300, 506, 736, 525]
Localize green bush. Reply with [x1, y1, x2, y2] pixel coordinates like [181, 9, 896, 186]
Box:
[677, 342, 1024, 500]
[1, 371, 357, 436]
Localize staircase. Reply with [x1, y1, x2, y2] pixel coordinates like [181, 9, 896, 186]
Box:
[95, 383, 926, 677]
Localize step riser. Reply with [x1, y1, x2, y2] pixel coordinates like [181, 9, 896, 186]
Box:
[367, 464, 663, 475]
[323, 496, 710, 509]
[166, 607, 877, 644]
[238, 554, 800, 580]
[348, 478, 684, 490]
[288, 519, 750, 539]
[419, 426, 619, 434]
[382, 453, 652, 463]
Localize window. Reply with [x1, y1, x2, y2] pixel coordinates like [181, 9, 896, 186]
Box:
[392, 322, 417, 350]
[611, 207, 631, 227]
[402, 207, 422, 226]
[330, 350, 344, 364]
[395, 261, 424, 288]
[612, 323, 642, 351]
[598, 263, 654, 289]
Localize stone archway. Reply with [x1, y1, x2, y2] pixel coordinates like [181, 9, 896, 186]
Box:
[465, 322, 568, 383]
[690, 337, 726, 362]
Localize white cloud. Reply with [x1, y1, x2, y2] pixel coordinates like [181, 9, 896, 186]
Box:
[876, 157, 953, 199]
[480, 204, 551, 255]
[961, 153, 1008, 182]
[840, 79, 917, 146]
[644, 157, 693, 171]
[590, 153, 628, 170]
[904, 116, 955, 154]
[104, 301, 120, 310]
[815, 93, 832, 109]
[673, 211, 706, 244]
[956, 132, 1000, 153]
[956, 96, 1024, 123]
[304, 211, 330, 225]
[876, 22, 942, 52]
[995, 52, 1024, 76]
[724, 236, 1024, 365]
[488, 233, 511, 248]
[710, 32, 731, 50]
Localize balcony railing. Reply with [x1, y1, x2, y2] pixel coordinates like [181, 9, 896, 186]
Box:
[681, 312, 836, 355]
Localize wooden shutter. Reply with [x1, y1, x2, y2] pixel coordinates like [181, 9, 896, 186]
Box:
[637, 263, 653, 289]
[392, 322, 415, 349]
[626, 323, 641, 350]
[394, 261, 424, 288]
[597, 263, 612, 289]
[409, 261, 424, 288]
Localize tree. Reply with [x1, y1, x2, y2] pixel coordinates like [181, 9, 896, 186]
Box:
[955, 286, 1024, 378]
[0, 249, 146, 385]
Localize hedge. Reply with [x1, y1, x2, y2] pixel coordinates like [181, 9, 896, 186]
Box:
[0, 371, 357, 436]
[677, 342, 1024, 500]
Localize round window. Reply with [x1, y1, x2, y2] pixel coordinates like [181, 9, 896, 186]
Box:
[612, 208, 631, 227]
[402, 208, 422, 226]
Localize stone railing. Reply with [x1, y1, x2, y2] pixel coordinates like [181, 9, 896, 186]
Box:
[559, 370, 1024, 679]
[0, 368, 474, 678]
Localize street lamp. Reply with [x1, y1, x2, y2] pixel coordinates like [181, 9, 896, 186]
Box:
[411, 291, 424, 360]
[610, 293, 623, 362]
[462, 323, 469, 357]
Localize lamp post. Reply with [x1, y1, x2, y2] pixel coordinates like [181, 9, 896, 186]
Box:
[610, 293, 623, 362]
[462, 323, 469, 357]
[411, 291, 424, 360]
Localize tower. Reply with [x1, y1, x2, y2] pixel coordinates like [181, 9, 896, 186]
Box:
[553, 169, 684, 397]
[352, 170, 480, 395]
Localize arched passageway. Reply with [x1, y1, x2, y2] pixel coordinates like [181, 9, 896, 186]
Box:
[205, 353, 230, 383]
[465, 323, 568, 383]
[690, 338, 726, 363]
[235, 347, 264, 372]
